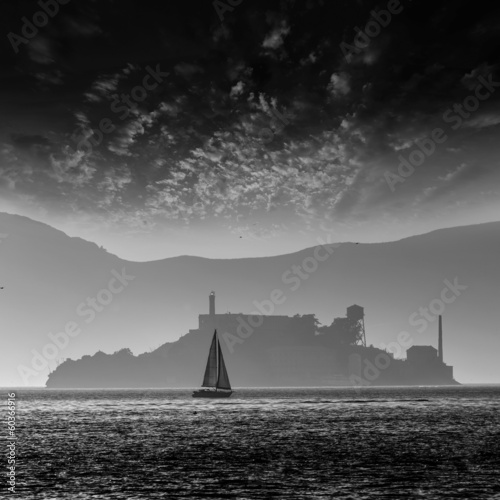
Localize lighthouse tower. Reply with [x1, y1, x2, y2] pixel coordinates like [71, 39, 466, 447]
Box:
[209, 291, 215, 316]
[209, 291, 216, 329]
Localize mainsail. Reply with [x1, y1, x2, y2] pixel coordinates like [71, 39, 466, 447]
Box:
[217, 338, 231, 390]
[201, 331, 218, 387]
[201, 330, 231, 390]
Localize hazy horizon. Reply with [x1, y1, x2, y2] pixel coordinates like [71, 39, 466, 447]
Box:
[1, 213, 499, 387]
[3, 211, 500, 261]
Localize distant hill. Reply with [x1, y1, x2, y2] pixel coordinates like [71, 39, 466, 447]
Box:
[1, 212, 499, 386]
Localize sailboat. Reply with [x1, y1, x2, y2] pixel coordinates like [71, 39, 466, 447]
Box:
[192, 329, 233, 398]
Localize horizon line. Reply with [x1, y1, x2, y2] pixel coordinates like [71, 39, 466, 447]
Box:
[1, 211, 499, 263]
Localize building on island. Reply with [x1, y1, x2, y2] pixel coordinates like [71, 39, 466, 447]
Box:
[188, 292, 457, 386]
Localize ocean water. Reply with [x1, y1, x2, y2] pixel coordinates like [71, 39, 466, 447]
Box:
[6, 386, 500, 499]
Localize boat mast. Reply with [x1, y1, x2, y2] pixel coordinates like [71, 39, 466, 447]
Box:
[215, 330, 219, 391]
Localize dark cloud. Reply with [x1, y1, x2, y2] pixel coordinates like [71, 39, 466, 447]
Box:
[11, 134, 51, 150]
[1, 0, 500, 252]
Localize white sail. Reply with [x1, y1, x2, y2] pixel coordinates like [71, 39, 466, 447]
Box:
[201, 331, 218, 387]
[193, 328, 233, 398]
[216, 339, 231, 390]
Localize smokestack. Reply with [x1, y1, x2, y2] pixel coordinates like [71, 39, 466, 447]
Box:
[209, 291, 215, 317]
[438, 315, 443, 363]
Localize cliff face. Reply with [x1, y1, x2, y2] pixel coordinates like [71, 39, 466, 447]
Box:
[46, 350, 168, 388]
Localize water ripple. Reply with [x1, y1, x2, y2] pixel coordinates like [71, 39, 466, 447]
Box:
[8, 386, 500, 499]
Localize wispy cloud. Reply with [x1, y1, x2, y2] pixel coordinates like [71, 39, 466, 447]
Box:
[439, 163, 468, 182]
[262, 21, 290, 50]
[328, 72, 351, 98]
[463, 114, 500, 129]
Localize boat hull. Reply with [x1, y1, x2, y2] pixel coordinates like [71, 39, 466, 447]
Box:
[192, 389, 233, 398]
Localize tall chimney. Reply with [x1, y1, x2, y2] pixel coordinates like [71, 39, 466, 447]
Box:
[438, 315, 443, 363]
[209, 291, 216, 317]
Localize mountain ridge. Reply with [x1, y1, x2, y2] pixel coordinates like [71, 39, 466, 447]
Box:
[3, 211, 499, 262]
[1, 212, 499, 386]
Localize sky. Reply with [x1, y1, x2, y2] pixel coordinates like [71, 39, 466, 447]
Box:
[1, 0, 500, 260]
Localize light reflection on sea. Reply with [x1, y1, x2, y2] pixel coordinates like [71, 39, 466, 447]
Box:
[8, 386, 500, 499]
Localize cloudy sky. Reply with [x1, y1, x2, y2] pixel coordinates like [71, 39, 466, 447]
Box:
[1, 0, 500, 260]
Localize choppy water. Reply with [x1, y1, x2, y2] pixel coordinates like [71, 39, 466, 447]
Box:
[5, 386, 500, 499]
